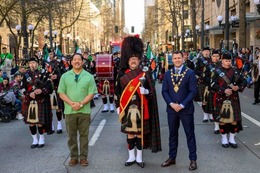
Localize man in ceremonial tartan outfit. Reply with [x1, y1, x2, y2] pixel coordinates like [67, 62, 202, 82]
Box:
[21, 57, 53, 148]
[45, 49, 64, 134]
[203, 49, 221, 134]
[211, 53, 247, 148]
[194, 47, 213, 122]
[115, 36, 161, 168]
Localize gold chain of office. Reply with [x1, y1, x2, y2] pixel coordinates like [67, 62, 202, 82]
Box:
[171, 68, 188, 93]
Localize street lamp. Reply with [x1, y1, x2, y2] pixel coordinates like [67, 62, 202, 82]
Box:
[217, 15, 224, 27]
[254, 0, 260, 14]
[15, 24, 34, 59]
[44, 30, 58, 50]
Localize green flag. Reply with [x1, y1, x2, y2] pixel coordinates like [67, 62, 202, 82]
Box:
[146, 44, 154, 60]
[43, 45, 49, 60]
[55, 47, 62, 58]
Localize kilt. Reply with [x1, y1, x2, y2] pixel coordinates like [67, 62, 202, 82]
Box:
[204, 90, 215, 114]
[22, 97, 53, 133]
[120, 101, 151, 149]
[98, 79, 114, 95]
[213, 92, 242, 123]
[194, 83, 206, 102]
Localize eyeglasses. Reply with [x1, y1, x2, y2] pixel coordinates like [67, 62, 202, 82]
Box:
[75, 74, 79, 82]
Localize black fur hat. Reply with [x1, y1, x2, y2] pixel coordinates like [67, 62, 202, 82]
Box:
[120, 36, 144, 70]
[222, 53, 231, 60]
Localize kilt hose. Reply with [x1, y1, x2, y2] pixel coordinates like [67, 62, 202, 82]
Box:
[22, 97, 53, 133]
[98, 79, 114, 95]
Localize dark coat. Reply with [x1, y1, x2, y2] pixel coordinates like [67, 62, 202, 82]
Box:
[162, 66, 197, 115]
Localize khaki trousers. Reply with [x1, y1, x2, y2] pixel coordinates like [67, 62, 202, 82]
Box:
[65, 113, 90, 160]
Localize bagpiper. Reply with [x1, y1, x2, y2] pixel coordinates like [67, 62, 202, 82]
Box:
[211, 53, 247, 148]
[115, 36, 161, 168]
[21, 57, 53, 148]
[194, 46, 213, 122]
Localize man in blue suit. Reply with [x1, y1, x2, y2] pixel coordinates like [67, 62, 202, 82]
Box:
[161, 51, 198, 171]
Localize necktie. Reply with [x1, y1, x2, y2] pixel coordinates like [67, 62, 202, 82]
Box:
[175, 69, 179, 81]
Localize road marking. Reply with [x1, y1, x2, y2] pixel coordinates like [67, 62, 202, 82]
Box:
[241, 112, 260, 128]
[89, 119, 106, 146]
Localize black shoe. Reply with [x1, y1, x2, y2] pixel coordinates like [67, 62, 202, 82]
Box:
[124, 161, 135, 166]
[252, 101, 260, 105]
[161, 158, 176, 167]
[102, 110, 109, 113]
[189, 160, 197, 171]
[31, 144, 38, 149]
[47, 130, 54, 135]
[209, 119, 214, 122]
[229, 142, 238, 148]
[202, 119, 208, 123]
[214, 130, 220, 134]
[136, 162, 145, 168]
[222, 143, 229, 148]
[38, 144, 44, 148]
[110, 110, 115, 113]
[57, 129, 62, 134]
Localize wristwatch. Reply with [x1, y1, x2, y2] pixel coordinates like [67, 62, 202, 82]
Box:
[79, 102, 83, 108]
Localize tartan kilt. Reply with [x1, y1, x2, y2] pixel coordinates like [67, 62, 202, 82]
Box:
[120, 102, 151, 149]
[22, 97, 53, 132]
[194, 83, 206, 102]
[98, 79, 114, 95]
[213, 92, 242, 123]
[50, 90, 64, 111]
[204, 91, 215, 114]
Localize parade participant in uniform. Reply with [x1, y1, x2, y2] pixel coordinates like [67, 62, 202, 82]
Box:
[115, 36, 161, 168]
[194, 46, 213, 122]
[252, 53, 260, 105]
[183, 51, 195, 70]
[158, 53, 166, 83]
[83, 52, 96, 108]
[45, 49, 64, 134]
[58, 53, 97, 166]
[161, 51, 197, 171]
[211, 53, 247, 148]
[204, 49, 221, 134]
[21, 57, 53, 148]
[97, 53, 115, 113]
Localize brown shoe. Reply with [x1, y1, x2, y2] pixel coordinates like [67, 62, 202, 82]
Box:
[69, 159, 78, 166]
[161, 158, 176, 167]
[80, 159, 89, 166]
[189, 160, 197, 171]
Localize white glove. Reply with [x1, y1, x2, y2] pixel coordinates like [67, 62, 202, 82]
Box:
[139, 87, 149, 95]
[117, 107, 120, 115]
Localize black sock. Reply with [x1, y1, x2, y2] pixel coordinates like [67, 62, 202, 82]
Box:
[29, 125, 37, 135]
[136, 137, 142, 150]
[38, 126, 44, 135]
[102, 97, 107, 104]
[56, 111, 62, 121]
[127, 138, 136, 150]
[109, 96, 114, 104]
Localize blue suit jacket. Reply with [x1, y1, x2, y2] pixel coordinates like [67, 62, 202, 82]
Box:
[161, 66, 197, 114]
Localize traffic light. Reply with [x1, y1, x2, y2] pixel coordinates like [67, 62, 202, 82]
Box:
[131, 26, 134, 33]
[115, 26, 118, 33]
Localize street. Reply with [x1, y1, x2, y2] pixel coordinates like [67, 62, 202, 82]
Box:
[0, 83, 259, 173]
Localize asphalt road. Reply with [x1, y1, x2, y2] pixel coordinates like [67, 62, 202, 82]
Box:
[0, 83, 259, 173]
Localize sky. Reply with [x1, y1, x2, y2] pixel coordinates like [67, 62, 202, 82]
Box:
[124, 0, 145, 34]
